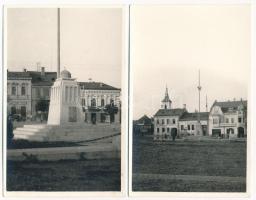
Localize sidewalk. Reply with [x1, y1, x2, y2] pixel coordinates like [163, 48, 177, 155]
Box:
[7, 143, 120, 161]
[133, 173, 246, 183]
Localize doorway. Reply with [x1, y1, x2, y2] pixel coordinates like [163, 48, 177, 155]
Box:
[91, 113, 97, 124]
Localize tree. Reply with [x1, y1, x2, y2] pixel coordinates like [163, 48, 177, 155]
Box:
[104, 103, 118, 123]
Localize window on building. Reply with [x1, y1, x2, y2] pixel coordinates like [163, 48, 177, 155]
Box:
[213, 118, 218, 124]
[44, 88, 49, 97]
[91, 98, 96, 107]
[157, 119, 159, 124]
[172, 119, 176, 124]
[188, 125, 190, 130]
[11, 86, 16, 95]
[181, 125, 184, 130]
[100, 113, 106, 123]
[226, 118, 229, 123]
[21, 86, 26, 95]
[36, 88, 40, 98]
[238, 117, 242, 123]
[65, 87, 68, 102]
[192, 125, 194, 130]
[162, 128, 165, 133]
[162, 119, 165, 125]
[81, 98, 85, 106]
[231, 118, 234, 123]
[11, 106, 16, 115]
[167, 119, 170, 124]
[110, 99, 114, 106]
[157, 128, 159, 133]
[101, 99, 105, 107]
[84, 113, 88, 122]
[167, 127, 170, 132]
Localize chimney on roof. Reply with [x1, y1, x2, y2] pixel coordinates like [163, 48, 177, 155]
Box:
[41, 67, 45, 76]
[240, 98, 243, 101]
[183, 104, 186, 109]
[23, 68, 27, 72]
[233, 98, 236, 101]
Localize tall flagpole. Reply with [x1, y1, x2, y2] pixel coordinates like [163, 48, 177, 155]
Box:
[197, 70, 202, 134]
[57, 8, 60, 78]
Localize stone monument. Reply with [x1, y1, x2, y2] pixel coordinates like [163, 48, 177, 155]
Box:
[48, 69, 83, 125]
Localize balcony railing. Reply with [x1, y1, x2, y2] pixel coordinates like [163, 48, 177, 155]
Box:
[7, 95, 31, 99]
[213, 122, 237, 127]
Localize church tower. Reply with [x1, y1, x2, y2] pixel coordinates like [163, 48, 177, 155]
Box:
[161, 86, 172, 109]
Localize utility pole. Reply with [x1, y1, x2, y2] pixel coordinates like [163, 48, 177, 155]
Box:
[197, 69, 202, 123]
[206, 95, 208, 112]
[57, 8, 60, 78]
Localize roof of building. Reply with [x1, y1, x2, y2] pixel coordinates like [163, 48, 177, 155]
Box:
[7, 71, 32, 79]
[79, 82, 120, 91]
[154, 108, 186, 117]
[179, 112, 209, 121]
[60, 69, 71, 79]
[29, 71, 57, 86]
[212, 100, 247, 113]
[7, 70, 57, 86]
[135, 115, 152, 125]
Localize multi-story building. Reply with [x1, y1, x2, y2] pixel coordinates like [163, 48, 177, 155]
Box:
[79, 81, 121, 124]
[8, 68, 57, 121]
[153, 87, 187, 140]
[208, 100, 247, 138]
[30, 68, 57, 120]
[7, 71, 32, 120]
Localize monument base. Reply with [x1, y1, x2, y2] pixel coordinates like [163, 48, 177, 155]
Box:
[13, 123, 121, 143]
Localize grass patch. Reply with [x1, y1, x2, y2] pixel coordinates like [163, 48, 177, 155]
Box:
[133, 177, 246, 192]
[7, 159, 121, 191]
[132, 136, 246, 192]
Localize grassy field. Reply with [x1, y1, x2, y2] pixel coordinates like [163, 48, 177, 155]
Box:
[7, 159, 121, 191]
[132, 136, 246, 192]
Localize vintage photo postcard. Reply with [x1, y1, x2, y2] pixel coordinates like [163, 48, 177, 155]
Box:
[130, 4, 251, 196]
[3, 5, 127, 196]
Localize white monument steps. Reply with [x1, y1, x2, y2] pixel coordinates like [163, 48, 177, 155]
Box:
[13, 123, 121, 142]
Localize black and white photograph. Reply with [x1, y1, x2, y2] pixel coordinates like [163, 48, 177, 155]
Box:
[1, 1, 256, 199]
[4, 6, 124, 192]
[131, 5, 250, 193]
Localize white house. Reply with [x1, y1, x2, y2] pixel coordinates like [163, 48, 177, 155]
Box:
[208, 100, 247, 138]
[179, 112, 209, 136]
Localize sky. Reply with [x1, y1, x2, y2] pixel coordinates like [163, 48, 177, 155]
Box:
[131, 5, 251, 119]
[7, 7, 123, 88]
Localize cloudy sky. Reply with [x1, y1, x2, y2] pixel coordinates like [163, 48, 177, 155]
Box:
[131, 5, 250, 119]
[7, 7, 123, 88]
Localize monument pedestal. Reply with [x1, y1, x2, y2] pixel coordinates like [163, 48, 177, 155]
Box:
[48, 70, 83, 125]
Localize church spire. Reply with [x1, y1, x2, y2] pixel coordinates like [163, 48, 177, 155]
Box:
[161, 85, 172, 109]
[165, 85, 169, 98]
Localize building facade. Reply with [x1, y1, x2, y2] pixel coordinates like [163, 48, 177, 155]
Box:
[179, 112, 209, 136]
[133, 115, 154, 136]
[79, 82, 121, 124]
[208, 100, 247, 138]
[7, 71, 32, 120]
